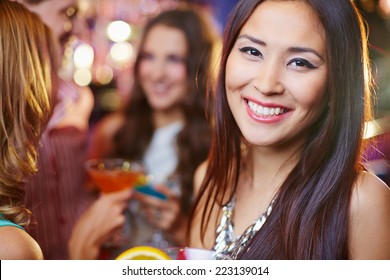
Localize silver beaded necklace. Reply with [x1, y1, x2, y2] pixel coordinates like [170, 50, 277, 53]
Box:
[212, 195, 277, 259]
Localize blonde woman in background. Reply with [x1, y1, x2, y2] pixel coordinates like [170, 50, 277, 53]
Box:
[17, 0, 95, 260]
[0, 0, 57, 259]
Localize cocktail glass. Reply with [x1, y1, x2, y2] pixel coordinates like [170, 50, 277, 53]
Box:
[85, 158, 145, 193]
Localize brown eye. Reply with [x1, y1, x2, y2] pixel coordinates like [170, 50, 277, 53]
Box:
[239, 47, 262, 57]
[288, 58, 316, 69]
[140, 52, 154, 61]
[167, 55, 185, 64]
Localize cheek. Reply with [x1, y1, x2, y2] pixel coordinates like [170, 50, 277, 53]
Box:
[49, 21, 64, 38]
[169, 64, 187, 84]
[173, 67, 188, 101]
[225, 53, 249, 94]
[225, 55, 239, 96]
[138, 62, 150, 81]
[225, 56, 241, 111]
[291, 75, 328, 112]
[225, 57, 235, 92]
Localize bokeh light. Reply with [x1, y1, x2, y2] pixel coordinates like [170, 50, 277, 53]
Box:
[74, 68, 93, 86]
[109, 42, 134, 67]
[73, 43, 94, 69]
[107, 20, 132, 42]
[95, 64, 114, 85]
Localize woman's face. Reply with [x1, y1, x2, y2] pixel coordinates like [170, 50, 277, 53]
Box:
[139, 25, 188, 112]
[226, 0, 328, 149]
[24, 0, 79, 46]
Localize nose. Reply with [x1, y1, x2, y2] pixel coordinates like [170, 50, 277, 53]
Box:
[253, 59, 284, 95]
[150, 59, 166, 81]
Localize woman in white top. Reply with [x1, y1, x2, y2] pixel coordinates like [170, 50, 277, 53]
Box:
[69, 6, 218, 259]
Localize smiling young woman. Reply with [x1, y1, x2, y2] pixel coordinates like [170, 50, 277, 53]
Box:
[189, 0, 390, 260]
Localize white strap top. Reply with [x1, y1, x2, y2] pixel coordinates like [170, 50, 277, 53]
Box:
[142, 122, 184, 182]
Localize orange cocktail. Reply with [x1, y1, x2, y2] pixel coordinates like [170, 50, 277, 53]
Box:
[85, 158, 144, 193]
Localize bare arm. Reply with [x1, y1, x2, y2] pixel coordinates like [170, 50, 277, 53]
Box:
[87, 113, 125, 159]
[349, 171, 390, 259]
[68, 188, 132, 260]
[54, 84, 94, 131]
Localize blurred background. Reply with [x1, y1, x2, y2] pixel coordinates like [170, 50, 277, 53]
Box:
[62, 0, 390, 124]
[61, 0, 236, 124]
[63, 0, 390, 184]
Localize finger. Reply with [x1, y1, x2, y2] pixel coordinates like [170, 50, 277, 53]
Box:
[151, 208, 173, 231]
[145, 207, 163, 228]
[97, 224, 124, 246]
[139, 205, 161, 223]
[141, 205, 156, 217]
[111, 201, 130, 217]
[95, 195, 129, 214]
[103, 188, 133, 202]
[109, 212, 127, 230]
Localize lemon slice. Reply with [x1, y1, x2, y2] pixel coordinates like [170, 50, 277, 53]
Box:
[115, 246, 171, 260]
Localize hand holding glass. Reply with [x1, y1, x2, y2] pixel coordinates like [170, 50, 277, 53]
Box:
[84, 158, 144, 252]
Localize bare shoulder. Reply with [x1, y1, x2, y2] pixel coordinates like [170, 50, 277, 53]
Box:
[352, 171, 390, 211]
[88, 112, 125, 159]
[349, 171, 390, 259]
[193, 160, 209, 197]
[0, 227, 43, 260]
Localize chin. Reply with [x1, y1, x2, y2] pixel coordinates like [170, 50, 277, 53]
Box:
[242, 130, 278, 148]
[149, 103, 174, 112]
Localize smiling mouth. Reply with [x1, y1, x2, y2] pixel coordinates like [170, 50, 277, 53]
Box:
[246, 100, 288, 117]
[151, 83, 169, 95]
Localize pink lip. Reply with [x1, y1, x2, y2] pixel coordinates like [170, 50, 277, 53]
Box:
[245, 97, 289, 109]
[244, 98, 291, 124]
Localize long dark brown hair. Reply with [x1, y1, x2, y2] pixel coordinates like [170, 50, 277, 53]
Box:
[113, 8, 216, 214]
[193, 0, 373, 259]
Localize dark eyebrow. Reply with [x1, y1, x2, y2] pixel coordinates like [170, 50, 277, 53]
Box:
[237, 34, 265, 46]
[237, 34, 325, 62]
[288, 47, 325, 62]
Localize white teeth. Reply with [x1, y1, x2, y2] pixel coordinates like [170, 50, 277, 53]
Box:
[247, 100, 285, 116]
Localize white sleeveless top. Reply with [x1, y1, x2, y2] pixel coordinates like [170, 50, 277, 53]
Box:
[142, 122, 184, 182]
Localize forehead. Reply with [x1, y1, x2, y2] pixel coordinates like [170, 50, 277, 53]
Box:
[43, 0, 77, 12]
[239, 1, 325, 49]
[143, 25, 188, 54]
